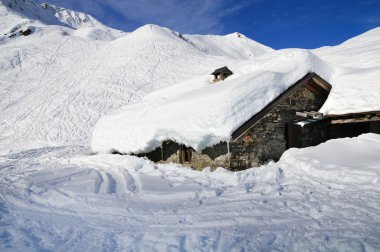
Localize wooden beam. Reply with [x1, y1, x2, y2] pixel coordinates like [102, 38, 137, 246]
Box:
[296, 111, 324, 118]
[325, 111, 380, 124]
[296, 111, 308, 118]
[305, 82, 326, 97]
[312, 76, 332, 92]
[331, 118, 380, 124]
[309, 111, 323, 118]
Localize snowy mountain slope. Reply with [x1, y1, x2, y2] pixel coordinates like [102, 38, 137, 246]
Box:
[0, 2, 273, 154]
[184, 32, 273, 59]
[313, 27, 380, 114]
[1, 134, 379, 251]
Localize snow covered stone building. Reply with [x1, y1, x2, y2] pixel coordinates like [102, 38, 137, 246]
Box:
[135, 72, 332, 170]
[91, 47, 380, 171]
[91, 50, 336, 170]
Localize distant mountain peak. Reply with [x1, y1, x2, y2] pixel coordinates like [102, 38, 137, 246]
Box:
[1, 0, 119, 32]
[228, 32, 246, 38]
[0, 0, 124, 40]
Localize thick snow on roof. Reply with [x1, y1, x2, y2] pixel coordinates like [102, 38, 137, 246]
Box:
[91, 49, 332, 154]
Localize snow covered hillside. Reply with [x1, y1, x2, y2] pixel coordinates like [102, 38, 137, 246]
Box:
[0, 0, 273, 154]
[1, 134, 379, 251]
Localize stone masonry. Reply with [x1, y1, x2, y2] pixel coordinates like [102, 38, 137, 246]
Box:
[229, 85, 327, 170]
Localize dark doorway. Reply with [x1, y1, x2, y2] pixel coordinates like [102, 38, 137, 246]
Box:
[287, 120, 375, 149]
[180, 145, 192, 163]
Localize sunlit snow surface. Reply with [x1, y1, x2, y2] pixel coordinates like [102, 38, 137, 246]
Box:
[1, 134, 380, 251]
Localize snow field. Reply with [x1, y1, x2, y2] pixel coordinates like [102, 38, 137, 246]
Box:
[1, 134, 380, 251]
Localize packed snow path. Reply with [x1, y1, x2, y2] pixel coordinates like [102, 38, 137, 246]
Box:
[1, 134, 379, 251]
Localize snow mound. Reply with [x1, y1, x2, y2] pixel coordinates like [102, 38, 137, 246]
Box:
[313, 27, 380, 114]
[91, 49, 332, 154]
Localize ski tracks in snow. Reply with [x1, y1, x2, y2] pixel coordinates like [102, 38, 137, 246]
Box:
[93, 162, 142, 195]
[149, 25, 161, 91]
[1, 140, 379, 251]
[0, 148, 286, 251]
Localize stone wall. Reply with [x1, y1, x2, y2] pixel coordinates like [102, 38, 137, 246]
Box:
[229, 85, 327, 170]
[159, 141, 229, 170]
[163, 151, 230, 171]
[140, 140, 229, 170]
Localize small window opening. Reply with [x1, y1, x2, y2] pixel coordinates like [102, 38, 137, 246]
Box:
[180, 145, 192, 163]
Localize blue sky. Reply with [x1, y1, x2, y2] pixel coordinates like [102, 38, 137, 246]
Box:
[39, 0, 380, 49]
